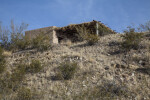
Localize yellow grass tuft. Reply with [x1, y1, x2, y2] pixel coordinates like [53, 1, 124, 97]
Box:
[3, 50, 12, 57]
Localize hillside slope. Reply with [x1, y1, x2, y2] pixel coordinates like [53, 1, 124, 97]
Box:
[1, 34, 150, 100]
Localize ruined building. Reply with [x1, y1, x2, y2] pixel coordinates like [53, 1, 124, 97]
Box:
[25, 20, 115, 44]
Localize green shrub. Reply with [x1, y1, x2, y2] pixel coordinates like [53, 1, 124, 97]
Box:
[32, 33, 51, 51]
[0, 47, 6, 74]
[121, 27, 143, 51]
[17, 87, 32, 100]
[56, 62, 79, 80]
[26, 59, 42, 73]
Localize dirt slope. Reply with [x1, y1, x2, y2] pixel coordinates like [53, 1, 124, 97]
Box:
[4, 34, 150, 100]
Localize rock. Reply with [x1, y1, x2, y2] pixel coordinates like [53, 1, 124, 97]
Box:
[120, 65, 126, 69]
[129, 64, 139, 70]
[122, 74, 126, 78]
[46, 70, 50, 77]
[114, 64, 128, 69]
[115, 64, 120, 68]
[107, 53, 110, 56]
[104, 66, 109, 70]
[139, 60, 143, 64]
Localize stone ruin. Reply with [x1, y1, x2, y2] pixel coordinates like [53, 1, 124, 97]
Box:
[25, 20, 115, 44]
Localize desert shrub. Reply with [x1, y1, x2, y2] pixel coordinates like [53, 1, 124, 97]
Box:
[56, 62, 79, 80]
[0, 46, 3, 55]
[121, 27, 143, 51]
[0, 22, 9, 49]
[0, 60, 5, 74]
[0, 47, 6, 74]
[0, 64, 26, 95]
[76, 25, 99, 45]
[86, 33, 99, 45]
[139, 20, 150, 32]
[0, 60, 43, 99]
[17, 87, 32, 100]
[16, 36, 31, 50]
[16, 87, 43, 100]
[98, 24, 114, 36]
[0, 72, 11, 95]
[32, 33, 51, 51]
[74, 81, 130, 100]
[9, 64, 26, 90]
[11, 64, 26, 82]
[26, 59, 42, 73]
[75, 25, 89, 41]
[10, 35, 31, 51]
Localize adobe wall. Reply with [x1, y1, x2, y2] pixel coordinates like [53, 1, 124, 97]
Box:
[25, 26, 58, 44]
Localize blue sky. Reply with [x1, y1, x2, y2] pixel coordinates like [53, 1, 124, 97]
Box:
[0, 0, 150, 32]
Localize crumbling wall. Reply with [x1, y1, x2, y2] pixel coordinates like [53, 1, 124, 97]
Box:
[56, 21, 97, 42]
[25, 26, 58, 44]
[25, 26, 54, 39]
[55, 21, 115, 42]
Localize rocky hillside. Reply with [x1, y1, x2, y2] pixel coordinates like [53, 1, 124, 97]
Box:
[1, 33, 150, 100]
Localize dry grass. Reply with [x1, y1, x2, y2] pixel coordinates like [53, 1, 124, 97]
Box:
[60, 39, 72, 46]
[3, 50, 12, 57]
[1, 33, 150, 100]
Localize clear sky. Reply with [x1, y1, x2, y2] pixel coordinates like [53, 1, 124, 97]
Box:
[0, 0, 150, 32]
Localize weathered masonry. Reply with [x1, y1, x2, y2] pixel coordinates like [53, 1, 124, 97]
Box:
[25, 20, 115, 44]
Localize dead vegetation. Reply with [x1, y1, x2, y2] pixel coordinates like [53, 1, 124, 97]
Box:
[0, 21, 150, 100]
